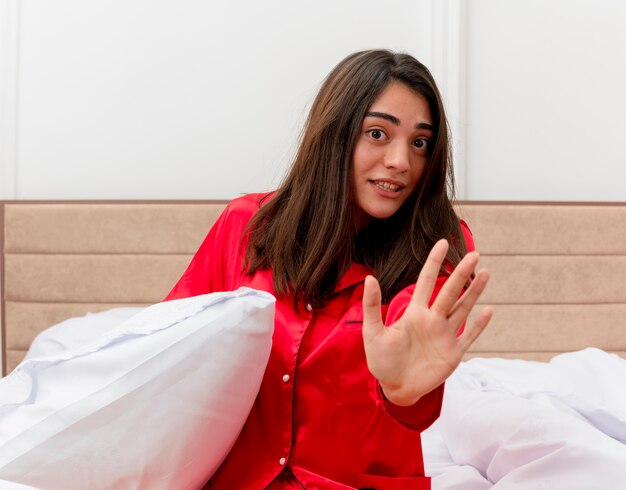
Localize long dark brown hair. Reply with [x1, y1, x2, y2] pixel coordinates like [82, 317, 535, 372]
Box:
[245, 49, 468, 307]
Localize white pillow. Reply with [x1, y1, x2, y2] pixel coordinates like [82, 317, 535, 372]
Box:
[0, 288, 275, 490]
[25, 307, 144, 360]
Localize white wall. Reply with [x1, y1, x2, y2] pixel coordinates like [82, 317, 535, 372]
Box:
[464, 0, 626, 201]
[0, 0, 442, 200]
[3, 1, 626, 202]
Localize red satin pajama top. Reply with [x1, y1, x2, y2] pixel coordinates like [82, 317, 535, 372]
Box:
[165, 193, 474, 490]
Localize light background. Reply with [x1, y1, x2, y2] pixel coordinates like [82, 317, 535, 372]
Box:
[2, 0, 625, 201]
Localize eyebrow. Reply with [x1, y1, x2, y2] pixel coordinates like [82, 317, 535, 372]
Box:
[365, 111, 434, 131]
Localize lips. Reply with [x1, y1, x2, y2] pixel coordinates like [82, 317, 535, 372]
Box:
[371, 179, 405, 193]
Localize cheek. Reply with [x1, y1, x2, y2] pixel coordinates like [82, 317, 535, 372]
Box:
[351, 143, 368, 173]
[408, 160, 427, 188]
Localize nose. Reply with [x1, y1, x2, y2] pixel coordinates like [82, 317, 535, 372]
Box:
[383, 141, 410, 172]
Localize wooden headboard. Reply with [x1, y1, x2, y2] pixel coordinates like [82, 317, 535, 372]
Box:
[459, 202, 626, 361]
[2, 200, 626, 375]
[0, 201, 228, 375]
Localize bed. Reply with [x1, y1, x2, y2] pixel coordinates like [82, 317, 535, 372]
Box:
[1, 200, 626, 488]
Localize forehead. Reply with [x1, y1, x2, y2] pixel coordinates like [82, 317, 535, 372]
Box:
[367, 82, 432, 123]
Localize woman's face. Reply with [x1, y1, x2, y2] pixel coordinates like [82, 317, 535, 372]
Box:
[352, 81, 433, 224]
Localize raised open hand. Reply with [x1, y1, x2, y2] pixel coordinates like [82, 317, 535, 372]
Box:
[362, 239, 493, 406]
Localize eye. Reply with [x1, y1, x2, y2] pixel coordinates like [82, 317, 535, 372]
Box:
[413, 138, 429, 150]
[367, 129, 386, 140]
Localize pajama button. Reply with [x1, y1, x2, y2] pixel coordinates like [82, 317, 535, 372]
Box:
[282, 374, 290, 382]
[279, 457, 286, 465]
[306, 303, 312, 311]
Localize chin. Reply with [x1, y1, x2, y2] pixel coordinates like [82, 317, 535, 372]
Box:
[363, 207, 401, 221]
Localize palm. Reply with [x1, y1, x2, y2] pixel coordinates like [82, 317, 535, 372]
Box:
[362, 239, 492, 406]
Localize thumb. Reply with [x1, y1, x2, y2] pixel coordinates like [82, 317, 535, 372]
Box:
[362, 275, 384, 344]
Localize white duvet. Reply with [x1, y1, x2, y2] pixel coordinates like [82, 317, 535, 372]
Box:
[423, 348, 626, 489]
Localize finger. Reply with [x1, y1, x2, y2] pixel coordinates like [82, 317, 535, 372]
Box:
[430, 251, 479, 316]
[457, 305, 494, 353]
[411, 239, 449, 307]
[362, 275, 384, 344]
[446, 268, 490, 328]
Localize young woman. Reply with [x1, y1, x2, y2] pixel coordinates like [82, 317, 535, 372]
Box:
[166, 49, 492, 490]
